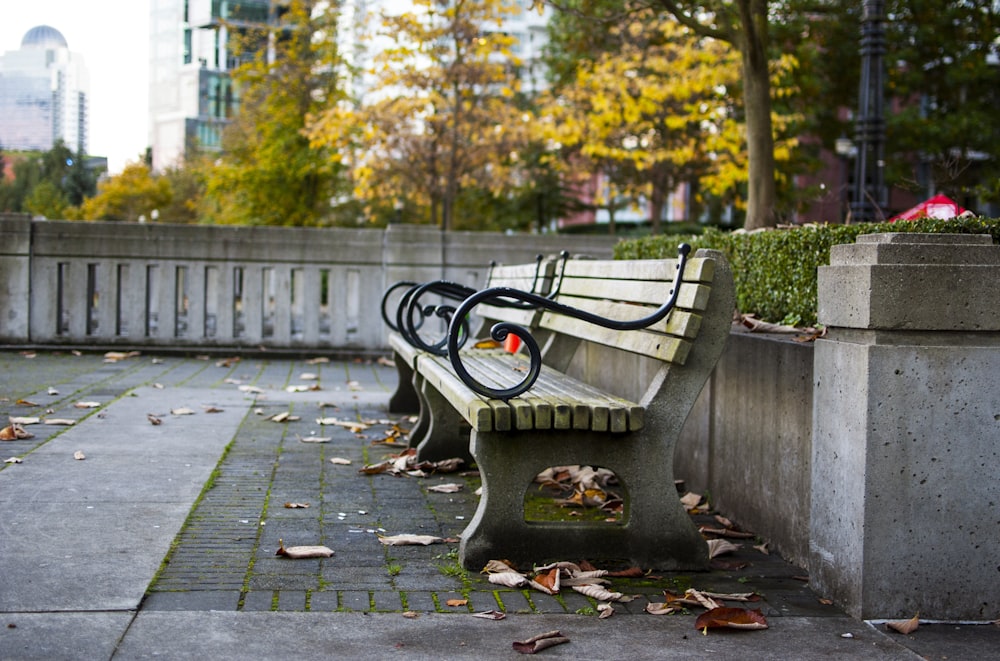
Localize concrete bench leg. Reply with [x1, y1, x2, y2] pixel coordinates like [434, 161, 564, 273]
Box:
[459, 428, 708, 571]
[405, 372, 429, 449]
[414, 380, 473, 465]
[388, 352, 420, 414]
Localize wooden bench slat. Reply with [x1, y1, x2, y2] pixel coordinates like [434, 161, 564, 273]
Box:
[560, 257, 715, 283]
[547, 296, 703, 339]
[554, 279, 712, 311]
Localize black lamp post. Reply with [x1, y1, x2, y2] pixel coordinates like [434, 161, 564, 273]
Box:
[852, 0, 887, 222]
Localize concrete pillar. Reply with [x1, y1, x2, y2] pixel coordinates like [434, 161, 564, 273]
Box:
[810, 232, 1000, 620]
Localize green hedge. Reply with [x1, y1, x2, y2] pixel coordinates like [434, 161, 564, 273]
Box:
[614, 217, 1000, 327]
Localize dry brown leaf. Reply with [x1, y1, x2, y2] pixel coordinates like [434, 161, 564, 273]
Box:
[488, 571, 528, 589]
[269, 412, 300, 422]
[707, 539, 741, 558]
[104, 351, 140, 361]
[571, 584, 623, 602]
[597, 603, 615, 619]
[482, 559, 517, 574]
[445, 599, 468, 607]
[0, 423, 35, 440]
[886, 613, 920, 635]
[695, 607, 769, 633]
[275, 539, 333, 558]
[532, 568, 561, 594]
[680, 492, 702, 509]
[645, 602, 683, 615]
[147, 414, 162, 426]
[73, 450, 86, 460]
[203, 406, 224, 413]
[284, 502, 310, 509]
[512, 630, 569, 654]
[401, 611, 419, 619]
[471, 610, 506, 620]
[377, 534, 448, 546]
[15, 399, 38, 407]
[754, 542, 770, 555]
[686, 589, 722, 610]
[427, 483, 463, 493]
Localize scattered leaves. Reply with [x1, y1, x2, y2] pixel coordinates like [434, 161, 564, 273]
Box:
[275, 539, 333, 558]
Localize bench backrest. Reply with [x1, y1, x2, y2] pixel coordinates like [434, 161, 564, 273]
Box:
[471, 257, 559, 335]
[539, 255, 716, 366]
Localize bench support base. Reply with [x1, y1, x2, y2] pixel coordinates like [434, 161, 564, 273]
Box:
[459, 428, 709, 571]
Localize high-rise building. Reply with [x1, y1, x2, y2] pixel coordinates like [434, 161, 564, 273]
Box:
[149, 0, 280, 171]
[0, 25, 90, 154]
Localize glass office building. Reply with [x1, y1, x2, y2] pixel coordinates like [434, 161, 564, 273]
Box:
[0, 25, 90, 154]
[149, 0, 279, 171]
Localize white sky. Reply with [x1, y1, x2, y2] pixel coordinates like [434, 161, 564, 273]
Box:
[1, 0, 151, 174]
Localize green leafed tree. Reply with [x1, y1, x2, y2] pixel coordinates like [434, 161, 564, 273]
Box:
[307, 0, 533, 230]
[201, 0, 350, 226]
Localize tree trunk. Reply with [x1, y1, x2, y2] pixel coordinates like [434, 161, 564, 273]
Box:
[737, 0, 777, 230]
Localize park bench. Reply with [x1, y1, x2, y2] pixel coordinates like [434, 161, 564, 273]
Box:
[383, 246, 735, 570]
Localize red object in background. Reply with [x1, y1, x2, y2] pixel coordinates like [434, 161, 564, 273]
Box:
[889, 194, 967, 222]
[504, 333, 521, 353]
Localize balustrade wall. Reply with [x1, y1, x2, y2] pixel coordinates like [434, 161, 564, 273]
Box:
[0, 217, 616, 352]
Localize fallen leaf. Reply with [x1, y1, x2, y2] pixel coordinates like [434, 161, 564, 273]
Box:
[171, 407, 195, 416]
[270, 412, 300, 423]
[680, 492, 702, 509]
[0, 423, 35, 440]
[203, 406, 224, 413]
[474, 339, 502, 349]
[43, 418, 75, 426]
[597, 603, 615, 619]
[329, 457, 352, 465]
[482, 559, 517, 574]
[4, 456, 23, 464]
[275, 539, 333, 558]
[316, 417, 370, 432]
[427, 483, 463, 493]
[886, 613, 920, 635]
[15, 399, 38, 407]
[488, 571, 529, 589]
[285, 385, 310, 393]
[299, 435, 332, 443]
[645, 602, 682, 615]
[284, 502, 310, 509]
[512, 630, 569, 654]
[376, 356, 394, 367]
[8, 417, 40, 425]
[104, 351, 140, 361]
[238, 385, 264, 394]
[695, 607, 769, 634]
[305, 357, 330, 365]
[607, 566, 645, 578]
[754, 542, 770, 555]
[532, 568, 561, 594]
[73, 450, 86, 460]
[472, 610, 506, 620]
[402, 611, 419, 619]
[377, 534, 449, 546]
[445, 599, 468, 607]
[299, 372, 319, 381]
[47, 387, 59, 395]
[147, 414, 162, 426]
[571, 584, 623, 602]
[707, 539, 741, 558]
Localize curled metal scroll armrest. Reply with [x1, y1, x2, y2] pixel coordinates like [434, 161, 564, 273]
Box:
[399, 280, 478, 354]
[445, 244, 691, 400]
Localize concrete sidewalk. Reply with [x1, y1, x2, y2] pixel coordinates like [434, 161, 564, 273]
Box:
[0, 351, 995, 660]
